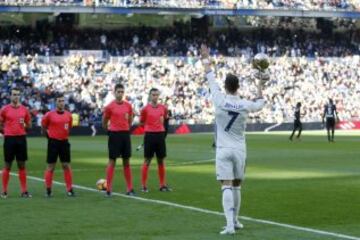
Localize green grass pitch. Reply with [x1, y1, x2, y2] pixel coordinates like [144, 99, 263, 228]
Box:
[0, 132, 359, 240]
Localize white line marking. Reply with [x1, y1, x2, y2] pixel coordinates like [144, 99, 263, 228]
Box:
[264, 122, 283, 132]
[3, 172, 359, 240]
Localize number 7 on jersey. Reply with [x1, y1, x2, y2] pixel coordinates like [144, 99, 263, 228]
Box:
[225, 111, 240, 132]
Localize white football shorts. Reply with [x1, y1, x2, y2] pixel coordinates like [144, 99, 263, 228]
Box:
[215, 147, 246, 181]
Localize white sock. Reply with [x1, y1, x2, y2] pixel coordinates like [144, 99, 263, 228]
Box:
[222, 185, 234, 229]
[233, 186, 241, 224]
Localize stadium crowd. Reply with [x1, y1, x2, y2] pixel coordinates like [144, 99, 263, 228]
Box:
[1, 26, 359, 58]
[0, 19, 359, 126]
[1, 52, 360, 125]
[0, 0, 359, 10]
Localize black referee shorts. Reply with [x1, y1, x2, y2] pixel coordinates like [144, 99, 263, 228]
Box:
[326, 118, 336, 130]
[108, 131, 131, 160]
[47, 138, 71, 164]
[3, 136, 28, 163]
[144, 132, 166, 159]
[294, 120, 302, 129]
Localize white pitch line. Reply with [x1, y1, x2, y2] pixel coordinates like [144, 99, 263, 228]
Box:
[264, 122, 282, 132]
[4, 172, 359, 240]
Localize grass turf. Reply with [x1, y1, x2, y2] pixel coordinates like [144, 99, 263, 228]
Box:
[0, 132, 359, 240]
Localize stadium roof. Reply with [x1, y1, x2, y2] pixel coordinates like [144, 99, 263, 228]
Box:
[0, 6, 359, 19]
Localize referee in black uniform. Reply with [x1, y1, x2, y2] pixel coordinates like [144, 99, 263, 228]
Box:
[289, 102, 303, 141]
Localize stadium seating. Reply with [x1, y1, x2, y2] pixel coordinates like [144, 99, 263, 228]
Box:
[1, 53, 359, 125]
[0, 22, 359, 126]
[0, 26, 359, 57]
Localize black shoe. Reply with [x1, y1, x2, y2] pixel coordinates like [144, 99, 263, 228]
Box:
[141, 187, 149, 193]
[126, 189, 136, 196]
[105, 191, 112, 197]
[0, 192, 8, 199]
[159, 185, 172, 192]
[67, 189, 75, 197]
[21, 191, 32, 198]
[45, 188, 52, 198]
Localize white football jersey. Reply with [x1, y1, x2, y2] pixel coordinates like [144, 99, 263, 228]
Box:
[206, 72, 265, 148]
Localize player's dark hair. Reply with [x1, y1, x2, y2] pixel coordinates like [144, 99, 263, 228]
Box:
[114, 83, 124, 91]
[297, 102, 301, 107]
[224, 74, 239, 94]
[149, 88, 159, 95]
[55, 93, 64, 100]
[329, 98, 333, 104]
[11, 87, 21, 93]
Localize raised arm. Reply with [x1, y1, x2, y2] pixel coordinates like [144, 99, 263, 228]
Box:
[201, 44, 224, 108]
[247, 80, 266, 112]
[205, 71, 225, 107]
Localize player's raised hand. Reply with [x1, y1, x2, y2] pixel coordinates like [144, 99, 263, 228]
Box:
[200, 44, 212, 73]
[200, 44, 210, 59]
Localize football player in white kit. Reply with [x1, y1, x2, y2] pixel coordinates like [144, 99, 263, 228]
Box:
[200, 45, 266, 235]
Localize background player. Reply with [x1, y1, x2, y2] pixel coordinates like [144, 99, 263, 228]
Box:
[201, 45, 266, 235]
[42, 94, 75, 197]
[0, 87, 32, 198]
[289, 102, 303, 141]
[322, 98, 339, 142]
[140, 88, 171, 192]
[102, 83, 135, 196]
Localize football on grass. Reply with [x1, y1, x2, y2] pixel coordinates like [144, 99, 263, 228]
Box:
[96, 179, 107, 191]
[252, 53, 270, 71]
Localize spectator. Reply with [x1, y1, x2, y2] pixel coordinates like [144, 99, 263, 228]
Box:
[1, 53, 360, 125]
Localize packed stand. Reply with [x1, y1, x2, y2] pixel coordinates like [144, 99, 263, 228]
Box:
[1, 53, 360, 125]
[0, 26, 359, 58]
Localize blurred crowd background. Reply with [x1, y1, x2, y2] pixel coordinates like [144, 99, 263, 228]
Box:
[0, 3, 359, 126]
[1, 53, 359, 126]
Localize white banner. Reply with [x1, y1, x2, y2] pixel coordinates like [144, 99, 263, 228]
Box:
[68, 50, 105, 59]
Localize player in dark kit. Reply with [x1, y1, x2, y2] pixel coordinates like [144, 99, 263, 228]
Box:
[140, 88, 171, 192]
[0, 87, 32, 198]
[42, 94, 75, 197]
[102, 84, 135, 196]
[322, 99, 339, 142]
[289, 102, 303, 141]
